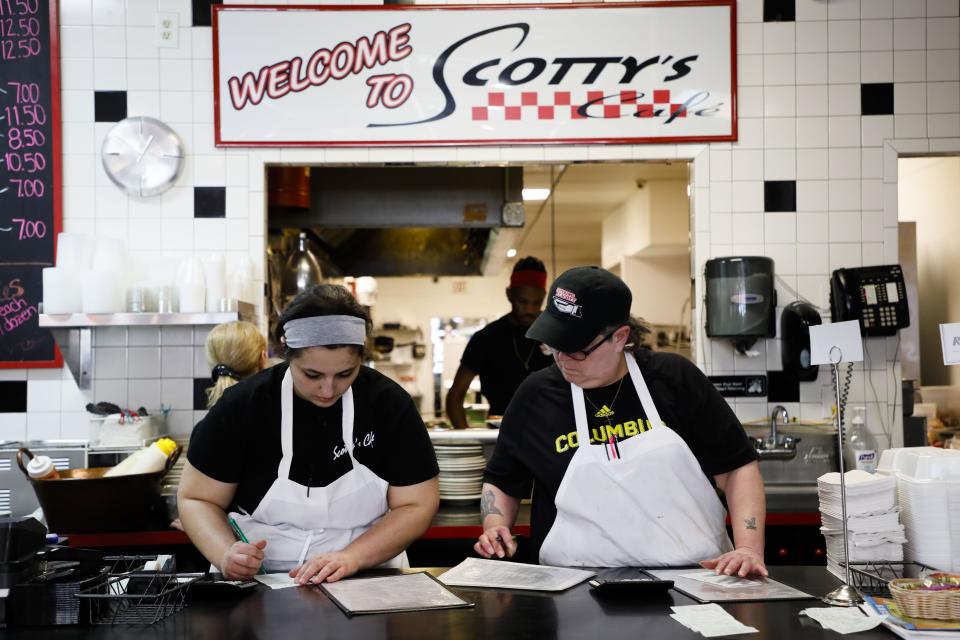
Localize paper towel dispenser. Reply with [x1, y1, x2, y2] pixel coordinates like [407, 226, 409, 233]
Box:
[704, 257, 776, 353]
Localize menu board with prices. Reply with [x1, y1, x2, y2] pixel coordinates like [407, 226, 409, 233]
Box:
[0, 0, 62, 368]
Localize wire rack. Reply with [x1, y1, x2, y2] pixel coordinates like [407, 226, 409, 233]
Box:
[74, 555, 201, 625]
[844, 561, 938, 597]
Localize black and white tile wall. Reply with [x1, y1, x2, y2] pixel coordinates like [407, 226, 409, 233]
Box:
[5, 0, 959, 444]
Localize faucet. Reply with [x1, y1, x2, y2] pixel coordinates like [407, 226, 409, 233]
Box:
[769, 405, 789, 447]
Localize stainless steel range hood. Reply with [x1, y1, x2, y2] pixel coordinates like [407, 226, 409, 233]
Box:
[268, 166, 524, 277]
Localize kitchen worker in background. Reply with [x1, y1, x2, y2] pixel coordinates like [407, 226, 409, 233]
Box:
[475, 267, 768, 577]
[204, 320, 269, 407]
[446, 257, 553, 429]
[178, 285, 440, 583]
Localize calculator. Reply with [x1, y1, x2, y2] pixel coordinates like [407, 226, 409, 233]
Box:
[588, 569, 673, 594]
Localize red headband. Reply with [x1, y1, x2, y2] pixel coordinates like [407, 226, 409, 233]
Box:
[510, 270, 547, 289]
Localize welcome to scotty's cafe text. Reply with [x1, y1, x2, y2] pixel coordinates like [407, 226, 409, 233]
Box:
[225, 22, 725, 126]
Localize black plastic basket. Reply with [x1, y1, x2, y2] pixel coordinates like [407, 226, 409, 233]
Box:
[844, 561, 938, 597]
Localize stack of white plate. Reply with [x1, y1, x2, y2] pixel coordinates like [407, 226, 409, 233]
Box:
[435, 443, 486, 504]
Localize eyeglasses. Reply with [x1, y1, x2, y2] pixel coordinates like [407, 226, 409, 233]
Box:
[544, 327, 620, 361]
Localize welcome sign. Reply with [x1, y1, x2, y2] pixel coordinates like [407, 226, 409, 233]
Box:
[213, 1, 736, 146]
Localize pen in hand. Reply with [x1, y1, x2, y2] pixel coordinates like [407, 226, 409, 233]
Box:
[228, 516, 267, 575]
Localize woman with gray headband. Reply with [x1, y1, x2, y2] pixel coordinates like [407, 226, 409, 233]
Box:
[178, 285, 440, 583]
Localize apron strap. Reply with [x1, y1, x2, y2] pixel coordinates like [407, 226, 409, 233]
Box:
[570, 352, 664, 459]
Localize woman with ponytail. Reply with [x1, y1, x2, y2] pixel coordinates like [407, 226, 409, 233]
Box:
[204, 321, 269, 407]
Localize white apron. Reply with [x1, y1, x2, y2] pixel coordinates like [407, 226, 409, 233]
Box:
[229, 368, 405, 572]
[539, 353, 733, 567]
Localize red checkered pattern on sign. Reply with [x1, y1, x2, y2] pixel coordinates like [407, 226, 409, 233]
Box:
[472, 89, 684, 121]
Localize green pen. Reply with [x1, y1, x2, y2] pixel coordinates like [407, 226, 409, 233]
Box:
[228, 516, 267, 575]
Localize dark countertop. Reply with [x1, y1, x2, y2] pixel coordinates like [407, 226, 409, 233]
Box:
[1, 566, 893, 639]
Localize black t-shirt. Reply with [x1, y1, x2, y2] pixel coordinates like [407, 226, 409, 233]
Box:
[483, 350, 758, 560]
[188, 364, 439, 515]
[461, 314, 554, 415]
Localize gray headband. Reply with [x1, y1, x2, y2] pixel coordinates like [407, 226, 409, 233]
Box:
[283, 315, 366, 348]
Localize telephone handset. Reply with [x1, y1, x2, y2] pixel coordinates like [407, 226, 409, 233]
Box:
[830, 264, 910, 337]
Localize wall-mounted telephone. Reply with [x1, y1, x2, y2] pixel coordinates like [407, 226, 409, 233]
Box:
[830, 264, 910, 337]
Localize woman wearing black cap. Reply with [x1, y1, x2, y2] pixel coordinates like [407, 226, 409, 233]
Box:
[178, 285, 439, 583]
[475, 266, 767, 577]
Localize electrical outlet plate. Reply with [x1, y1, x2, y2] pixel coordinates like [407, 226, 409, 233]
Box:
[502, 202, 525, 227]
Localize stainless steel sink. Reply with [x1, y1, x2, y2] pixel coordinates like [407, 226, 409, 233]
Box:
[745, 425, 839, 512]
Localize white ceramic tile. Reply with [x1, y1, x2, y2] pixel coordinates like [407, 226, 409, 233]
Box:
[192, 28, 213, 59]
[738, 118, 765, 148]
[764, 149, 797, 180]
[797, 148, 829, 179]
[766, 243, 798, 275]
[764, 86, 796, 117]
[894, 114, 930, 141]
[829, 179, 862, 211]
[861, 210, 885, 242]
[796, 21, 827, 53]
[797, 85, 828, 116]
[862, 19, 894, 50]
[160, 378, 193, 413]
[862, 148, 884, 178]
[797, 180, 829, 211]
[91, 0, 124, 24]
[59, 412, 89, 440]
[60, 0, 92, 25]
[797, 118, 829, 148]
[226, 219, 250, 252]
[95, 327, 128, 347]
[127, 90, 161, 118]
[61, 121, 95, 155]
[861, 51, 894, 82]
[128, 347, 162, 379]
[829, 148, 862, 179]
[126, 26, 159, 59]
[862, 115, 895, 146]
[797, 0, 828, 21]
[160, 27, 193, 61]
[764, 54, 796, 86]
[710, 150, 732, 181]
[928, 0, 959, 17]
[927, 17, 960, 49]
[63, 187, 96, 219]
[739, 22, 763, 55]
[61, 58, 95, 91]
[194, 346, 211, 377]
[161, 218, 194, 252]
[26, 413, 61, 440]
[710, 181, 732, 213]
[27, 380, 61, 412]
[60, 91, 95, 126]
[893, 0, 925, 18]
[829, 53, 861, 84]
[710, 213, 733, 244]
[161, 186, 194, 219]
[797, 53, 829, 84]
[61, 25, 94, 57]
[127, 58, 160, 91]
[928, 81, 960, 112]
[829, 0, 861, 21]
[160, 59, 193, 91]
[764, 22, 796, 53]
[764, 117, 796, 148]
[928, 113, 960, 136]
[731, 213, 764, 242]
[128, 380, 163, 413]
[829, 19, 861, 51]
[895, 81, 928, 112]
[94, 350, 128, 385]
[162, 326, 194, 346]
[732, 149, 763, 180]
[796, 243, 828, 273]
[160, 91, 193, 123]
[764, 211, 797, 243]
[830, 83, 862, 118]
[161, 346, 194, 378]
[732, 182, 764, 212]
[928, 49, 960, 81]
[194, 155, 227, 186]
[194, 219, 226, 251]
[93, 378, 127, 407]
[829, 243, 863, 271]
[829, 115, 862, 146]
[128, 327, 162, 346]
[127, 0, 160, 25]
[738, 86, 764, 118]
[829, 211, 862, 242]
[894, 18, 926, 49]
[739, 0, 763, 22]
[94, 58, 127, 90]
[93, 26, 125, 58]
[167, 410, 196, 437]
[226, 187, 250, 220]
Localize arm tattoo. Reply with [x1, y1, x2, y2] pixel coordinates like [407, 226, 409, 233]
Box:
[481, 489, 503, 519]
[743, 517, 757, 530]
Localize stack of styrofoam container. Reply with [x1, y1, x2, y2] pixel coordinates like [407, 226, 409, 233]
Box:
[877, 447, 960, 572]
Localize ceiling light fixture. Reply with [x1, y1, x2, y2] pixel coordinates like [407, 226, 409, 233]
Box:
[522, 188, 551, 201]
[506, 248, 517, 258]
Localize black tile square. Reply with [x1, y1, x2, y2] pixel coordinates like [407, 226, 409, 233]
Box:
[94, 91, 127, 122]
[763, 0, 795, 22]
[764, 181, 796, 212]
[861, 83, 894, 115]
[194, 378, 212, 411]
[0, 381, 27, 413]
[194, 187, 226, 218]
[767, 370, 800, 403]
[191, 0, 222, 27]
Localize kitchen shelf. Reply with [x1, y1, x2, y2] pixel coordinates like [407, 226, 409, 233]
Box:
[39, 302, 254, 327]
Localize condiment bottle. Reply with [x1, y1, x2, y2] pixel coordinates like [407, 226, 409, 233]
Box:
[104, 438, 178, 477]
[27, 455, 61, 480]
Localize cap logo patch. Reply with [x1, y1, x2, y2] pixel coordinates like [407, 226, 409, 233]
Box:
[554, 287, 577, 303]
[553, 297, 582, 317]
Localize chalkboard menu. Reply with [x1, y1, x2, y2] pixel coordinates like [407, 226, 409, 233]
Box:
[0, 0, 61, 368]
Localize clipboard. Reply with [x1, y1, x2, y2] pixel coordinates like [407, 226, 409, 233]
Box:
[645, 568, 815, 603]
[320, 571, 475, 617]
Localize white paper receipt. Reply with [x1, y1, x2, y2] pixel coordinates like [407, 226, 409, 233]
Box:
[679, 570, 765, 589]
[254, 573, 299, 590]
[671, 603, 758, 637]
[800, 607, 886, 634]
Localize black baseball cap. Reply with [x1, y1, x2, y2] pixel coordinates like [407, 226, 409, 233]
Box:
[525, 266, 632, 353]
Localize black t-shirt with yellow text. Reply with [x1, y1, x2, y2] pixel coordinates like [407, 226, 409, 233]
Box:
[483, 349, 757, 560]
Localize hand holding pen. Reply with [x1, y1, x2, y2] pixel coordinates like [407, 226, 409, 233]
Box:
[220, 516, 268, 580]
[475, 525, 517, 559]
